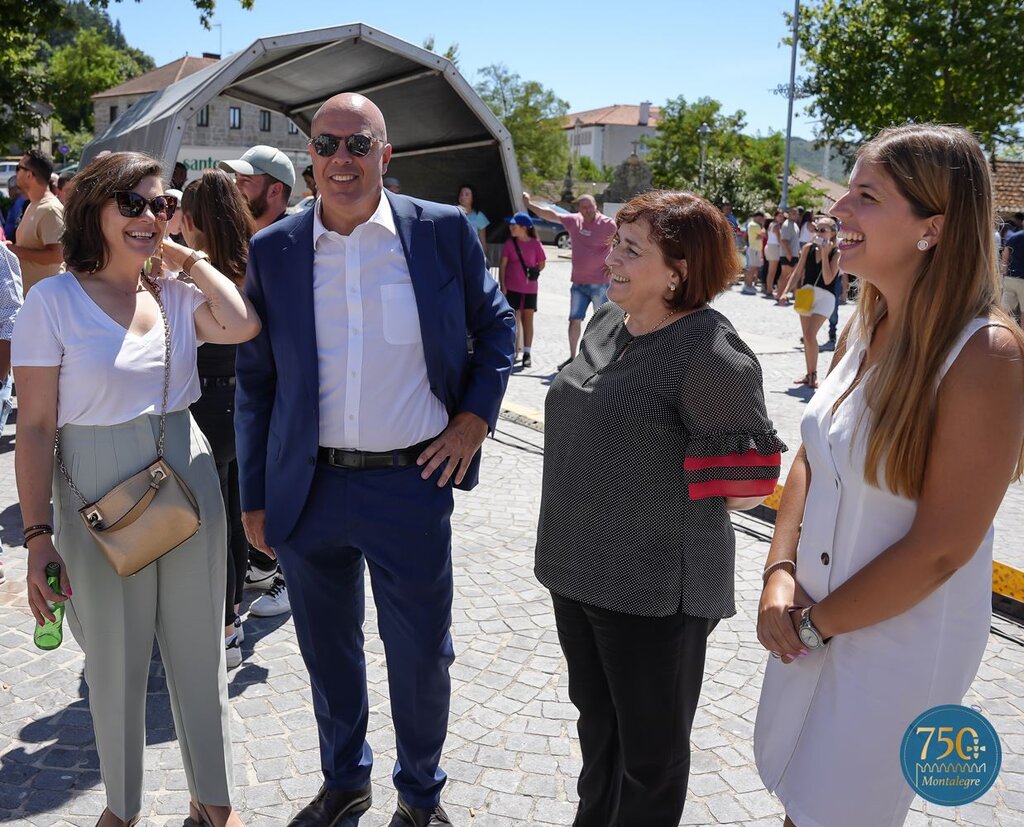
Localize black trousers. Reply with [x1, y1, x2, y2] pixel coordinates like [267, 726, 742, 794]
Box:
[552, 592, 716, 827]
[190, 383, 247, 625]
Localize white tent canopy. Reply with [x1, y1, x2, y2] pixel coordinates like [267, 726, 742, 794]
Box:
[83, 23, 523, 229]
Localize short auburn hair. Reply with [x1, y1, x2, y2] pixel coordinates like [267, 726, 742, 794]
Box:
[615, 190, 736, 311]
[63, 152, 164, 274]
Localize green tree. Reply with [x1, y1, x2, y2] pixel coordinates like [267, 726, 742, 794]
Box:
[51, 28, 148, 132]
[0, 0, 250, 145]
[46, 2, 155, 72]
[421, 35, 460, 68]
[576, 155, 613, 184]
[643, 95, 748, 189]
[475, 64, 569, 190]
[795, 0, 1024, 153]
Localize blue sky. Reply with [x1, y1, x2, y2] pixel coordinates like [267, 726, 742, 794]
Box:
[112, 0, 813, 138]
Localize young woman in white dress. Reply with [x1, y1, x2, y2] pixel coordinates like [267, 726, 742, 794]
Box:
[753, 124, 1024, 827]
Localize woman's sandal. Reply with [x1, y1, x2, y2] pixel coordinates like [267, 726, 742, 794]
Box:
[95, 809, 141, 827]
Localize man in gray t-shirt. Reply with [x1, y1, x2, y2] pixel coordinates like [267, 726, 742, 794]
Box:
[777, 206, 801, 299]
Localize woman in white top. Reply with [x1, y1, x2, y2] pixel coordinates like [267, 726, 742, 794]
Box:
[763, 209, 783, 296]
[14, 153, 260, 827]
[754, 124, 1024, 827]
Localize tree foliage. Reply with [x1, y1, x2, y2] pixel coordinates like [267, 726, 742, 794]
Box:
[51, 29, 149, 132]
[645, 95, 821, 212]
[795, 0, 1024, 152]
[576, 155, 613, 184]
[474, 64, 569, 190]
[421, 35, 460, 68]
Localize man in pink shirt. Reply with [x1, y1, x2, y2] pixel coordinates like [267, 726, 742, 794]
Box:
[524, 192, 616, 369]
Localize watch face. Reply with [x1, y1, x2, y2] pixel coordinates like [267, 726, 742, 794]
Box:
[799, 626, 821, 648]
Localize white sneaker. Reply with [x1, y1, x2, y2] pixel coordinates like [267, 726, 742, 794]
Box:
[244, 563, 277, 592]
[225, 634, 242, 669]
[0, 560, 6, 586]
[249, 576, 290, 617]
[233, 616, 244, 643]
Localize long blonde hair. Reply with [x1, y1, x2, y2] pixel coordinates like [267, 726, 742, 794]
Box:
[854, 124, 1024, 497]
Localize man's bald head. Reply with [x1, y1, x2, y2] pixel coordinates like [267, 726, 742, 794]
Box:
[312, 93, 388, 142]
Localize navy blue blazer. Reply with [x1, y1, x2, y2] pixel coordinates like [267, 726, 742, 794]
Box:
[235, 192, 516, 546]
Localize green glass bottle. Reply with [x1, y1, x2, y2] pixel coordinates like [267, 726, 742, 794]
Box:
[33, 562, 65, 651]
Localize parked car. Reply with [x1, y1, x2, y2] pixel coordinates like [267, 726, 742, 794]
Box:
[286, 194, 316, 215]
[528, 202, 572, 248]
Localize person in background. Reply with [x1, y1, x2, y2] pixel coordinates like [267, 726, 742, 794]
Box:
[8, 149, 64, 293]
[536, 190, 784, 827]
[171, 161, 188, 191]
[742, 210, 764, 294]
[763, 208, 783, 297]
[0, 244, 22, 587]
[776, 205, 801, 302]
[302, 164, 317, 198]
[780, 216, 839, 388]
[457, 183, 489, 247]
[1001, 216, 1024, 324]
[56, 171, 75, 205]
[15, 151, 259, 827]
[219, 145, 295, 234]
[756, 123, 1024, 827]
[797, 208, 815, 248]
[181, 170, 256, 671]
[4, 177, 26, 239]
[523, 192, 616, 369]
[499, 211, 545, 369]
[164, 188, 185, 245]
[384, 176, 401, 194]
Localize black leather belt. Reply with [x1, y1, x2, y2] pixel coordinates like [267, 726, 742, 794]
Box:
[199, 376, 236, 388]
[318, 437, 435, 470]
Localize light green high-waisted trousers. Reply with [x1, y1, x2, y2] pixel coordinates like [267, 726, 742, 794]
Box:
[53, 410, 233, 820]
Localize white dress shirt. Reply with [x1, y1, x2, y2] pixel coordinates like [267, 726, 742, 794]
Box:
[312, 191, 449, 450]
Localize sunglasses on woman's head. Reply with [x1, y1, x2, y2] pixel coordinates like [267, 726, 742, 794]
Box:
[308, 133, 379, 158]
[112, 191, 178, 220]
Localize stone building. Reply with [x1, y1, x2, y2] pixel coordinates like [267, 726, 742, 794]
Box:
[562, 102, 660, 170]
[92, 54, 311, 193]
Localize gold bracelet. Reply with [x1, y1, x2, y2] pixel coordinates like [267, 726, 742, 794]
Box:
[180, 250, 211, 277]
[762, 559, 796, 584]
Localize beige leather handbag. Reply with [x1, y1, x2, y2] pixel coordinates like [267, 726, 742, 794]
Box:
[56, 279, 201, 576]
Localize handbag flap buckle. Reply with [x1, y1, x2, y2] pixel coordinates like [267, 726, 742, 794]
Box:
[149, 465, 167, 488]
[85, 508, 104, 527]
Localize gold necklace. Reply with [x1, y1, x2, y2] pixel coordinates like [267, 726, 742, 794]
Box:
[625, 308, 680, 336]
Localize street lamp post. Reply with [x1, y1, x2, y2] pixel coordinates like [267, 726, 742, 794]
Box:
[698, 121, 711, 190]
[781, 0, 800, 210]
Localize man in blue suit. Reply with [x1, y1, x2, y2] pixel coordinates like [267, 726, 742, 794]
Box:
[235, 93, 515, 827]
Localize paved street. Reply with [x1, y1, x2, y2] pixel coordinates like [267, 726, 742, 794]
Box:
[0, 252, 1022, 826]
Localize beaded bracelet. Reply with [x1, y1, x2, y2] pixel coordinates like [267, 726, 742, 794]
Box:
[24, 527, 54, 547]
[23, 523, 52, 535]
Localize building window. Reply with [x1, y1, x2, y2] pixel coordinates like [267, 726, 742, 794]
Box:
[287, 119, 299, 135]
[197, 105, 209, 127]
[229, 107, 241, 129]
[109, 105, 118, 122]
[260, 110, 271, 132]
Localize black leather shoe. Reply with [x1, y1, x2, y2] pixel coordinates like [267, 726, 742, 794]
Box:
[388, 795, 452, 826]
[288, 783, 372, 826]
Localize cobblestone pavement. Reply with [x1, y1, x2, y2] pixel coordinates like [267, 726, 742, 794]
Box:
[0, 253, 1022, 825]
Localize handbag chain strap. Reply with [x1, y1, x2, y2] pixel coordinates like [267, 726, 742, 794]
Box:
[56, 275, 171, 506]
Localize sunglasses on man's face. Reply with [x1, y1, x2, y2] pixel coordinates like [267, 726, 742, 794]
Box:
[309, 133, 379, 158]
[112, 191, 178, 220]
[17, 164, 31, 173]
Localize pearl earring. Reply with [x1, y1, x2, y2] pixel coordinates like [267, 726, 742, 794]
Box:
[917, 239, 929, 251]
[668, 283, 676, 291]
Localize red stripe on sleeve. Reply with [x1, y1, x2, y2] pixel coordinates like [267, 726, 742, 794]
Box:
[684, 450, 781, 471]
[688, 478, 779, 500]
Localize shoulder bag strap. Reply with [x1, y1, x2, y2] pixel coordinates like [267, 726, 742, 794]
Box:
[511, 237, 530, 274]
[56, 275, 171, 505]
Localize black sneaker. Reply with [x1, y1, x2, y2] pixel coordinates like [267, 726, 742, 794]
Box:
[522, 353, 532, 368]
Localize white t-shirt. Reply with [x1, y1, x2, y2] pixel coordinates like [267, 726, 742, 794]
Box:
[12, 272, 206, 427]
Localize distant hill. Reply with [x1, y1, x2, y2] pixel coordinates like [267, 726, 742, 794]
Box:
[788, 137, 849, 184]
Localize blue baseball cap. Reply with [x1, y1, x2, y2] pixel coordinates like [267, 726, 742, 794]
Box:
[506, 211, 534, 227]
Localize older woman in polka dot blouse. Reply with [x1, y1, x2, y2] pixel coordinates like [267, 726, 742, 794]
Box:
[535, 190, 786, 827]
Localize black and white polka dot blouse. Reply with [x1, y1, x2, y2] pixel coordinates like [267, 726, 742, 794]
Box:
[534, 302, 786, 619]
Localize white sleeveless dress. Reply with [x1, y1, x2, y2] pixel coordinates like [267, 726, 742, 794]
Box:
[754, 318, 998, 827]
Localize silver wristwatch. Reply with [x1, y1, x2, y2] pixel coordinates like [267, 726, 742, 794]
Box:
[798, 606, 827, 649]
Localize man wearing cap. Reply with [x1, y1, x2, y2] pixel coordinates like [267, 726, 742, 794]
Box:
[522, 192, 615, 369]
[235, 92, 514, 826]
[219, 144, 296, 233]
